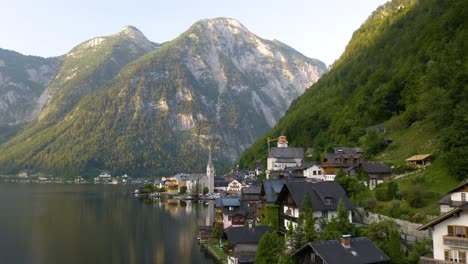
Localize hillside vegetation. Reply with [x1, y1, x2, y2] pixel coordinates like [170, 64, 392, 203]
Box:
[240, 0, 467, 183]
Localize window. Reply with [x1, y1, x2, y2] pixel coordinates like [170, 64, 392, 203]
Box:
[448, 225, 468, 237]
[311, 253, 316, 262]
[318, 171, 322, 175]
[313, 171, 317, 175]
[228, 216, 232, 221]
[325, 198, 332, 205]
[322, 211, 328, 219]
[445, 250, 466, 263]
[462, 193, 466, 202]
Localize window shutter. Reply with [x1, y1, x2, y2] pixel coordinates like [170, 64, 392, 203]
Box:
[448, 225, 454, 236]
[460, 251, 466, 262]
[444, 250, 449, 261]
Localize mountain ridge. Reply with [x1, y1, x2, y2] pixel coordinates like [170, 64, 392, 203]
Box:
[0, 18, 326, 177]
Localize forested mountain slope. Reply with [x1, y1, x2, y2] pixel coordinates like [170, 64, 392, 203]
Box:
[240, 0, 467, 181]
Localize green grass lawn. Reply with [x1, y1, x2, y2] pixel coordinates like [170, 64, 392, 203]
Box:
[371, 159, 461, 223]
[377, 119, 439, 166]
[208, 241, 228, 262]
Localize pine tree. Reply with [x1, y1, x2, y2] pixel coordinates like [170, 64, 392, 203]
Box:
[255, 231, 285, 264]
[299, 192, 317, 242]
[387, 229, 406, 264]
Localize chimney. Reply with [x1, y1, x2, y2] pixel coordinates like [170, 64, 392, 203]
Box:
[341, 234, 351, 248]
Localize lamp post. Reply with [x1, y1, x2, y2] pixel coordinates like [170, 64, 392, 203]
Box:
[267, 137, 279, 155]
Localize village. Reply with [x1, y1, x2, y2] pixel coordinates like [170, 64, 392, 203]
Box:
[143, 135, 468, 264]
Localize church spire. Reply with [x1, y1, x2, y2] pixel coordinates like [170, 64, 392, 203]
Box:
[206, 145, 215, 194]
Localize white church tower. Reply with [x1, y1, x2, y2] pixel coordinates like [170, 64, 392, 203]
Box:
[206, 147, 215, 194]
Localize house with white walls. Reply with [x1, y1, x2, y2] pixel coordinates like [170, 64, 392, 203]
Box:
[419, 180, 468, 264]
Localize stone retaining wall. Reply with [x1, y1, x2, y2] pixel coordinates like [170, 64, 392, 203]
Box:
[357, 208, 431, 240]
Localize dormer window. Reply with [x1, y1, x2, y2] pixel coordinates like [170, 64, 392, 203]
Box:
[325, 198, 332, 205]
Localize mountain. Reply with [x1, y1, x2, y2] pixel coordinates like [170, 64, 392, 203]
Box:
[0, 18, 326, 177]
[37, 25, 160, 123]
[0, 49, 61, 127]
[239, 0, 467, 180]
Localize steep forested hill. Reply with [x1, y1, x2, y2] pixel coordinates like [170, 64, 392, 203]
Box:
[240, 0, 467, 181]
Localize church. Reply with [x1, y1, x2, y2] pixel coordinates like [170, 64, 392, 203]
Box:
[185, 149, 215, 194]
[206, 149, 215, 194]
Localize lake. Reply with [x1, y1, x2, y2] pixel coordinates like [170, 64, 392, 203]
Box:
[0, 184, 215, 264]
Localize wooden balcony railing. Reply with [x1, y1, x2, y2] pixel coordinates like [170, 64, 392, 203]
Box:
[443, 235, 468, 248]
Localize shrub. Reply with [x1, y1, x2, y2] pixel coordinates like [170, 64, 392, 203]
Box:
[375, 186, 391, 202]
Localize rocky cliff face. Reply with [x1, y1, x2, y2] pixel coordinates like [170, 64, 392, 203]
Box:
[0, 18, 326, 176]
[0, 49, 61, 126]
[170, 18, 326, 159]
[37, 26, 160, 123]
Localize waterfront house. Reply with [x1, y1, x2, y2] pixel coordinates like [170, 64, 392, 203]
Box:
[163, 177, 179, 193]
[214, 177, 229, 193]
[293, 236, 390, 264]
[240, 187, 261, 222]
[418, 200, 468, 263]
[228, 180, 242, 194]
[217, 198, 246, 229]
[198, 226, 214, 244]
[405, 154, 432, 168]
[276, 181, 353, 231]
[225, 226, 271, 264]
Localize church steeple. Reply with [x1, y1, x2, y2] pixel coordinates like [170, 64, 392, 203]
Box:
[206, 146, 215, 193]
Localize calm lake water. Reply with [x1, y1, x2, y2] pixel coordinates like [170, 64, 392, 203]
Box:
[0, 184, 215, 264]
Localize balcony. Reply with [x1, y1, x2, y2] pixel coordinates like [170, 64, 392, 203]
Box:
[284, 214, 298, 222]
[420, 256, 459, 264]
[443, 235, 468, 248]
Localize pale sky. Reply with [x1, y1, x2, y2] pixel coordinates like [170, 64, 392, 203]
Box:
[0, 0, 388, 65]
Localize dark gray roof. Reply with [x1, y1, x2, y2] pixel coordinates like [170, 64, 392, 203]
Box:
[438, 195, 451, 205]
[262, 179, 286, 203]
[290, 162, 320, 171]
[241, 187, 261, 195]
[276, 181, 353, 211]
[294, 237, 389, 264]
[361, 162, 392, 174]
[242, 179, 260, 187]
[215, 180, 229, 187]
[223, 207, 246, 216]
[333, 147, 364, 155]
[225, 226, 271, 246]
[188, 173, 206, 181]
[324, 153, 360, 168]
[273, 158, 300, 163]
[222, 198, 241, 207]
[268, 147, 304, 159]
